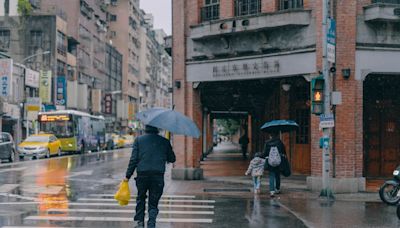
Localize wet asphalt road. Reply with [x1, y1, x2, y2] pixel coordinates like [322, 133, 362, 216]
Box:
[0, 149, 397, 227]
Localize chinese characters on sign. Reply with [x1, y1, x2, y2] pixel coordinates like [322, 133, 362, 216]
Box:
[327, 18, 336, 64]
[104, 94, 113, 114]
[56, 76, 67, 106]
[0, 59, 13, 97]
[212, 60, 280, 78]
[25, 68, 40, 88]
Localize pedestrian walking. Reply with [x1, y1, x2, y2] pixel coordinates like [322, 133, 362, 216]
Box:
[263, 131, 286, 197]
[124, 125, 176, 228]
[245, 152, 266, 194]
[239, 133, 249, 159]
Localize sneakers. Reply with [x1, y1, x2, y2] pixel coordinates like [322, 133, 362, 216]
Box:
[270, 191, 275, 197]
[254, 189, 261, 194]
[275, 189, 281, 194]
[134, 221, 144, 228]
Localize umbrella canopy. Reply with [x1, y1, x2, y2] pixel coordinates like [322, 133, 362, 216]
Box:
[260, 120, 299, 133]
[136, 108, 201, 138]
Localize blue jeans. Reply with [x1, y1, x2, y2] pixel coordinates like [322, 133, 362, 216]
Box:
[134, 175, 164, 226]
[252, 176, 261, 190]
[269, 170, 281, 192]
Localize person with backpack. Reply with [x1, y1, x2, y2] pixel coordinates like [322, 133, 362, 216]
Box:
[245, 152, 266, 194]
[263, 131, 287, 197]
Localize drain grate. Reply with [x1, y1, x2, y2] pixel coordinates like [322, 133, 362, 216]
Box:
[203, 188, 251, 192]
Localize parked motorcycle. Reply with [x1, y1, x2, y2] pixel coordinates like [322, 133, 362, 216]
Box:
[379, 166, 400, 205]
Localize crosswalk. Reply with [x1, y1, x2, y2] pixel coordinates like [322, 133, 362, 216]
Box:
[2, 193, 215, 227]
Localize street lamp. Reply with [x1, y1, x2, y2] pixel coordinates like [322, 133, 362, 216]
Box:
[22, 51, 51, 63]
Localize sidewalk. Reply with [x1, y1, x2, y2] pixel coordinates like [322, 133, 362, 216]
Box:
[199, 141, 381, 203]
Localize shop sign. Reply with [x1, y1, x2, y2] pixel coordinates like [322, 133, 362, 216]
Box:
[26, 97, 41, 112]
[0, 59, 13, 97]
[3, 103, 20, 119]
[39, 70, 52, 103]
[104, 94, 113, 114]
[25, 68, 40, 88]
[212, 60, 280, 79]
[56, 76, 67, 106]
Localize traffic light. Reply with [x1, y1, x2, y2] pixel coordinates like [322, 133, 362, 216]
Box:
[311, 76, 324, 115]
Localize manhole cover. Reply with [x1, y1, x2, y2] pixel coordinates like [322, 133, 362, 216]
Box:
[203, 188, 251, 192]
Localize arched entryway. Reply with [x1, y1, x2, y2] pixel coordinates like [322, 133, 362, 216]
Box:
[364, 75, 400, 177]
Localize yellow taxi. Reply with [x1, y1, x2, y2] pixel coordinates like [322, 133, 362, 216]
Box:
[122, 135, 135, 148]
[18, 134, 62, 159]
[111, 134, 124, 149]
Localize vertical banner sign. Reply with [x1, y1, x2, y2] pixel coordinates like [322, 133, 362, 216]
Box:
[327, 18, 336, 64]
[56, 76, 67, 106]
[104, 94, 112, 114]
[0, 59, 13, 97]
[25, 68, 40, 88]
[39, 70, 52, 103]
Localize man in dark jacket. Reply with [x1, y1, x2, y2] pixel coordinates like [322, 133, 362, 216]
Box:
[263, 131, 286, 197]
[124, 125, 176, 228]
[239, 133, 249, 160]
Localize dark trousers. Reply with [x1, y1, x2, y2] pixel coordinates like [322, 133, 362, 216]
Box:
[269, 170, 281, 192]
[241, 145, 248, 159]
[134, 175, 164, 226]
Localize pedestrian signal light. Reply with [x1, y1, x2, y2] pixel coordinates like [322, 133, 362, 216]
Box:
[311, 76, 324, 115]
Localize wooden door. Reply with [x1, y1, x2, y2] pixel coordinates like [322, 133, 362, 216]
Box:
[364, 75, 400, 177]
[290, 80, 311, 175]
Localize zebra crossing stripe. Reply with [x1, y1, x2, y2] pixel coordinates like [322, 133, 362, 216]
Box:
[25, 216, 213, 223]
[47, 208, 214, 215]
[77, 198, 216, 203]
[2, 227, 85, 228]
[89, 194, 196, 199]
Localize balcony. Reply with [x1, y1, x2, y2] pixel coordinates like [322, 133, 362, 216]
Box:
[364, 0, 400, 22]
[191, 9, 311, 40]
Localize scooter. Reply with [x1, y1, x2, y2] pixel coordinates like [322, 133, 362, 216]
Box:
[379, 165, 400, 205]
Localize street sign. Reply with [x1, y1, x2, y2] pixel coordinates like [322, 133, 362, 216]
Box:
[327, 18, 336, 64]
[319, 114, 335, 129]
[26, 97, 41, 112]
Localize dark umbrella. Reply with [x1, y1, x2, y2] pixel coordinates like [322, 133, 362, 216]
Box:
[136, 107, 201, 138]
[260, 120, 299, 133]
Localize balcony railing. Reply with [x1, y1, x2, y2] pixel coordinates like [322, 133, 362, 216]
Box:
[279, 0, 303, 11]
[201, 4, 220, 22]
[372, 0, 400, 4]
[235, 0, 261, 16]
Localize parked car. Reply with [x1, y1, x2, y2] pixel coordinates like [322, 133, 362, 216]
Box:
[0, 132, 16, 163]
[18, 134, 62, 159]
[122, 135, 135, 148]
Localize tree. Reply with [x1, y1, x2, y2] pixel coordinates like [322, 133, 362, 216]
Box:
[216, 119, 240, 136]
[17, 0, 32, 17]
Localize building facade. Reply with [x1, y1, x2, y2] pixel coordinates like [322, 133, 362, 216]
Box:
[172, 0, 400, 192]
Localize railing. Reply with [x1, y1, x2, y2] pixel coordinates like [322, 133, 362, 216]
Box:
[372, 0, 400, 4]
[235, 0, 261, 16]
[201, 4, 220, 22]
[279, 0, 303, 11]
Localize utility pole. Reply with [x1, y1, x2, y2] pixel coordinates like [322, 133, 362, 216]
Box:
[321, 0, 334, 199]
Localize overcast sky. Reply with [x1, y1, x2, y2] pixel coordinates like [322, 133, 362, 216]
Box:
[140, 0, 172, 35]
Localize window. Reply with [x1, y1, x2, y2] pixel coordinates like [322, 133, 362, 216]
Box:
[372, 0, 400, 3]
[279, 0, 303, 10]
[110, 14, 117, 21]
[57, 60, 66, 76]
[4, 0, 9, 15]
[30, 31, 43, 48]
[0, 30, 10, 48]
[201, 0, 219, 22]
[57, 31, 67, 56]
[235, 0, 261, 16]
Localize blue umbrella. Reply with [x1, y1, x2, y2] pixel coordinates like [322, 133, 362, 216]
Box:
[136, 107, 201, 138]
[260, 120, 299, 133]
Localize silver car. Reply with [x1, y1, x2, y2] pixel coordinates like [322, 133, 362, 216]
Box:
[0, 132, 16, 162]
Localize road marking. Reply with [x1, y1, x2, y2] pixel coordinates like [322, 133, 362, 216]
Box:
[78, 198, 216, 203]
[25, 216, 213, 223]
[90, 194, 196, 199]
[66, 170, 93, 178]
[0, 184, 19, 193]
[47, 208, 214, 215]
[0, 201, 214, 208]
[22, 186, 63, 195]
[0, 193, 37, 201]
[0, 167, 26, 173]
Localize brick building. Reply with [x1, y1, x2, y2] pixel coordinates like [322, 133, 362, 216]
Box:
[172, 0, 400, 192]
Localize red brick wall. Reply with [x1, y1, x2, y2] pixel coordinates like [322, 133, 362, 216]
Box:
[262, 0, 278, 12]
[220, 0, 234, 18]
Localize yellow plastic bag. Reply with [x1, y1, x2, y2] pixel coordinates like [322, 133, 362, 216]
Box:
[114, 180, 130, 206]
